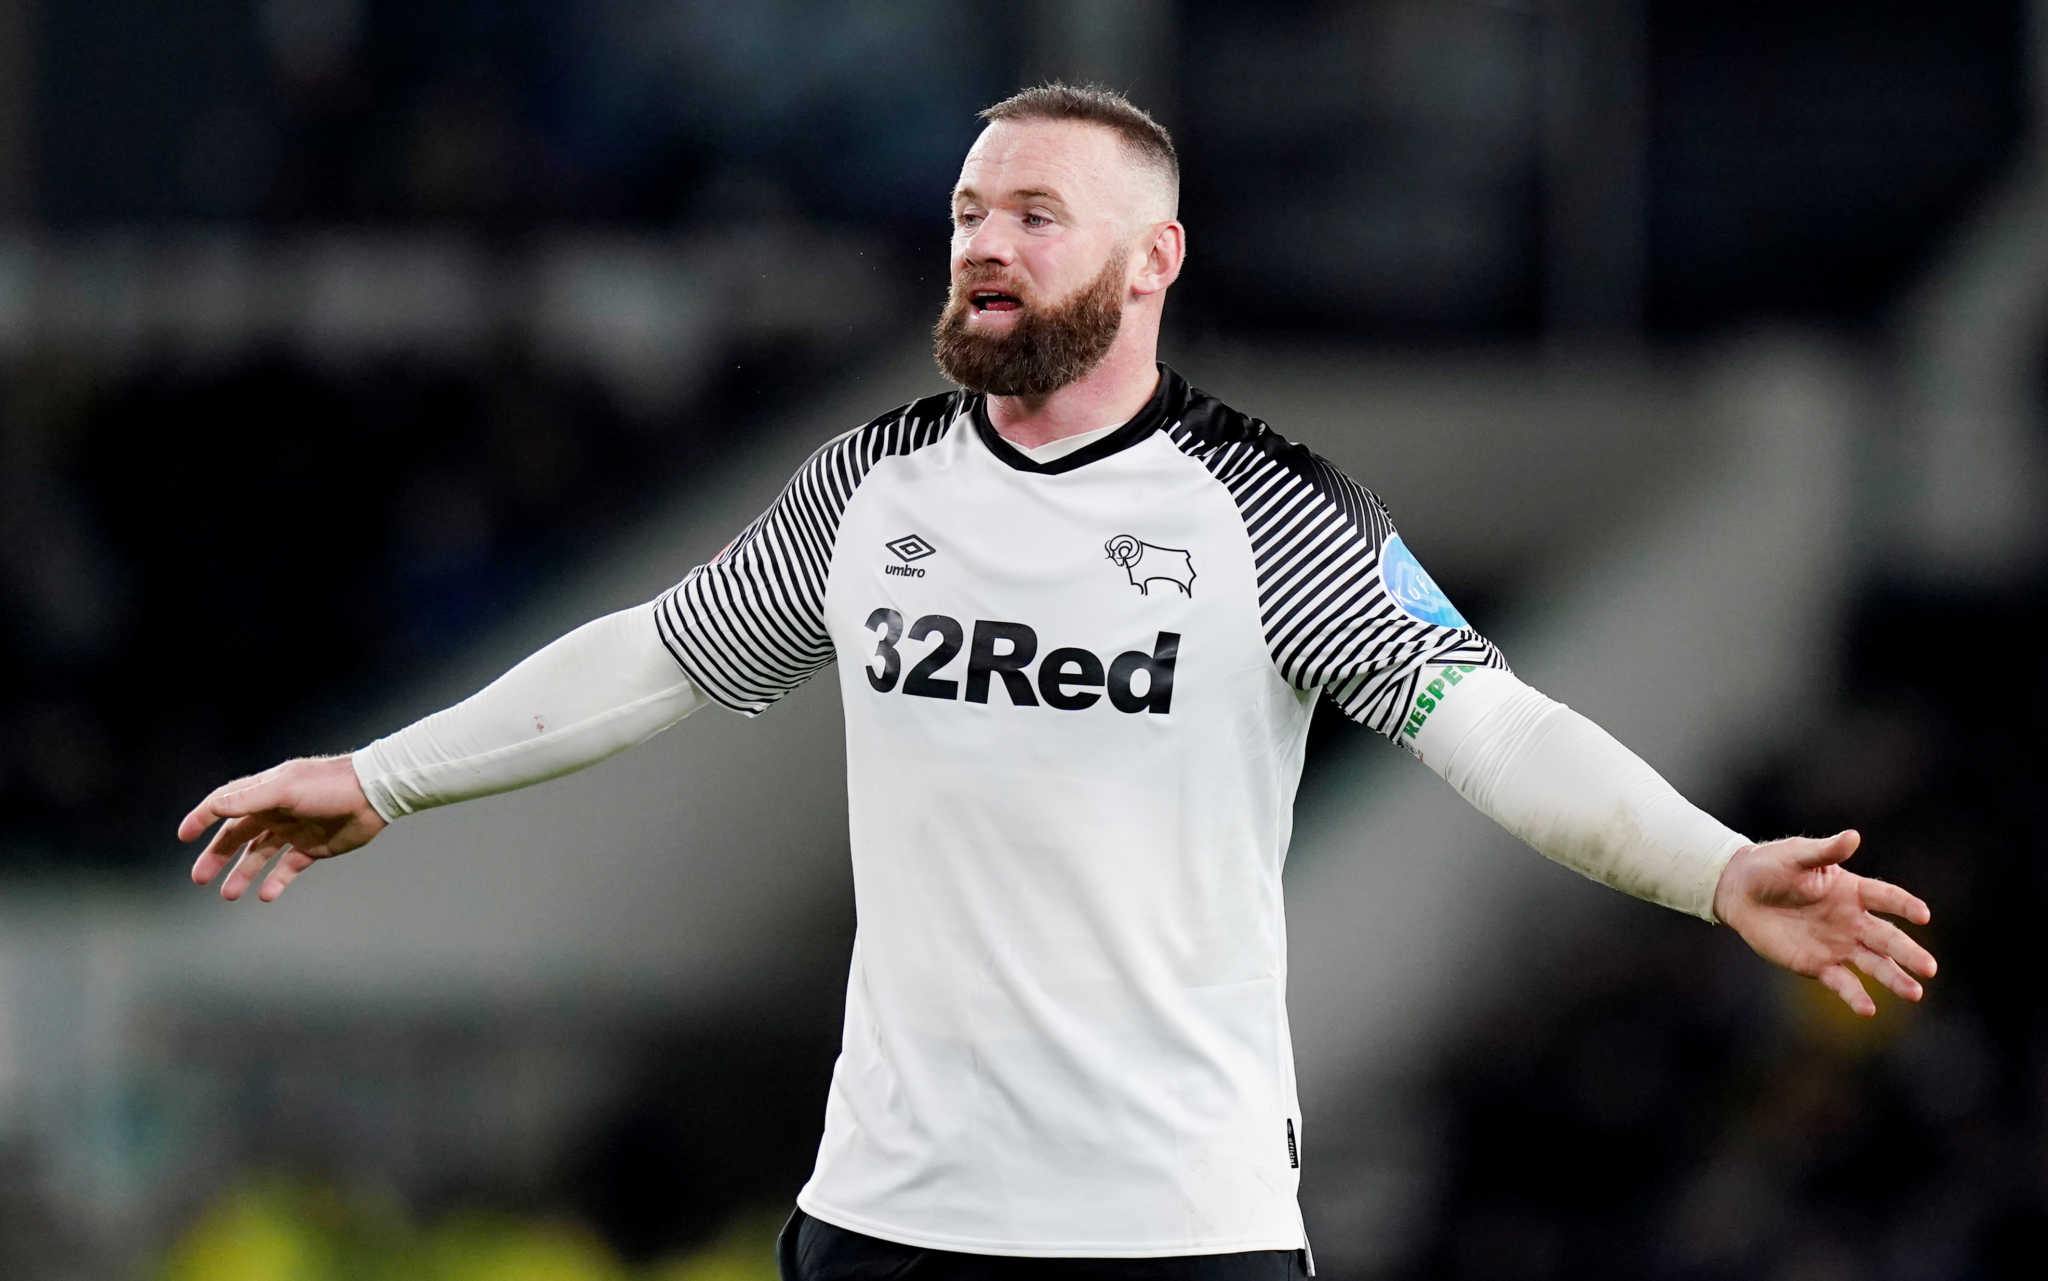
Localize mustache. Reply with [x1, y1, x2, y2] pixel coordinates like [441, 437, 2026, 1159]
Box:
[952, 270, 1030, 300]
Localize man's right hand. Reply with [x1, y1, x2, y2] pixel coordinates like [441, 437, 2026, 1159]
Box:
[178, 756, 388, 902]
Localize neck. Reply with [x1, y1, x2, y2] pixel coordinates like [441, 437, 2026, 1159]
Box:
[985, 333, 1162, 450]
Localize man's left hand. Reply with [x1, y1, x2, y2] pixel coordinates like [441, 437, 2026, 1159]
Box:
[1713, 830, 1935, 1016]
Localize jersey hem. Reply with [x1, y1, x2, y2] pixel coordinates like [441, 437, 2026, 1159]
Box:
[793, 1192, 1306, 1259]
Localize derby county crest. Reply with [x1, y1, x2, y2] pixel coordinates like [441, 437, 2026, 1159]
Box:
[1104, 534, 1197, 597]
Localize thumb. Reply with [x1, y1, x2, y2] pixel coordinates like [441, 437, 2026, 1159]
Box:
[1793, 828, 1860, 869]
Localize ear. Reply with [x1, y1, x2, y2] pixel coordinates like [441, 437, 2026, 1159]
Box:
[1130, 220, 1185, 297]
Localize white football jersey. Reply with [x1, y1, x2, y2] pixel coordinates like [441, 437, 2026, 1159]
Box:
[656, 366, 1506, 1258]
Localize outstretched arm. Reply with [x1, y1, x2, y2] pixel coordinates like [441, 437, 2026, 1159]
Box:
[181, 402, 917, 903]
[178, 602, 707, 902]
[1410, 665, 1935, 1015]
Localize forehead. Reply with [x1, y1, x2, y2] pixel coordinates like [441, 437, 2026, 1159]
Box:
[953, 119, 1131, 210]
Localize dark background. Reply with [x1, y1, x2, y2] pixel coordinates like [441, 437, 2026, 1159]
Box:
[1, 3, 2041, 1278]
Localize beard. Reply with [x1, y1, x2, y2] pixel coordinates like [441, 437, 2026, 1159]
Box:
[931, 248, 1127, 397]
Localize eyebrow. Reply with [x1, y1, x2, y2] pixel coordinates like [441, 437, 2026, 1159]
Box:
[952, 185, 1070, 209]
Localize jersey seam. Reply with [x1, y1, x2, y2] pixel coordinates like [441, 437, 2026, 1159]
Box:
[1162, 406, 1509, 741]
[656, 399, 961, 712]
[1157, 423, 1317, 696]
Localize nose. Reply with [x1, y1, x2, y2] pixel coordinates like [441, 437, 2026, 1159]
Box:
[958, 217, 1016, 269]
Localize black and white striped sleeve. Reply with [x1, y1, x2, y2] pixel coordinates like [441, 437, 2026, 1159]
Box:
[1302, 484, 1508, 740]
[1170, 417, 1507, 741]
[653, 400, 955, 715]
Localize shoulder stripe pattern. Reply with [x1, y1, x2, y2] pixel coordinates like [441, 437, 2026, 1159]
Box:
[1163, 378, 1507, 740]
[656, 394, 961, 714]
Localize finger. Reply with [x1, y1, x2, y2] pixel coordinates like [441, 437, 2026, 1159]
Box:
[190, 814, 269, 885]
[1852, 946, 1923, 1003]
[1858, 877, 1931, 927]
[176, 801, 218, 844]
[1794, 829, 1861, 869]
[1860, 915, 1937, 980]
[177, 773, 264, 842]
[1818, 963, 1876, 1017]
[258, 848, 317, 903]
[220, 835, 283, 901]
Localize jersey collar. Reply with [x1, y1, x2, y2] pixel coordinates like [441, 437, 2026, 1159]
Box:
[968, 364, 1187, 475]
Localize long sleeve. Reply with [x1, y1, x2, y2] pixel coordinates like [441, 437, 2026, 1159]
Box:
[351, 602, 708, 820]
[1407, 663, 1749, 921]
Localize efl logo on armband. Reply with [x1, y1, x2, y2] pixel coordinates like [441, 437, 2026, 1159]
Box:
[1380, 534, 1468, 629]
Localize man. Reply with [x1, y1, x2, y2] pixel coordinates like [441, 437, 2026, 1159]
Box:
[179, 85, 1936, 1280]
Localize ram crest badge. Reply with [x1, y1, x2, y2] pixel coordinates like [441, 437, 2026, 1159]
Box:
[1104, 534, 1196, 597]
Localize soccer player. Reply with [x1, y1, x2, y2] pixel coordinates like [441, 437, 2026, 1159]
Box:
[178, 85, 1936, 1280]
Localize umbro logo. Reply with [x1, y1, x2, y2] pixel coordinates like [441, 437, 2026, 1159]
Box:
[885, 534, 935, 578]
[1104, 534, 1196, 597]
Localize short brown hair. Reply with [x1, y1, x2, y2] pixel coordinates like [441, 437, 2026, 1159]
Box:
[978, 82, 1179, 212]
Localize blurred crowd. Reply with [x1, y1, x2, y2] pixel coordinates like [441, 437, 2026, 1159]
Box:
[38, 0, 989, 233]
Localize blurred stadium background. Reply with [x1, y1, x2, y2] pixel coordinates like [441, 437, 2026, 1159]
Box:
[2, 1, 2044, 1277]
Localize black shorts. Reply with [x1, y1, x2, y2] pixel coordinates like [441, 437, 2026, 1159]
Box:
[775, 1206, 1311, 1280]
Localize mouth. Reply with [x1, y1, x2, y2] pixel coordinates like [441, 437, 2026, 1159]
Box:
[968, 289, 1023, 313]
